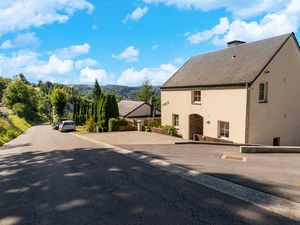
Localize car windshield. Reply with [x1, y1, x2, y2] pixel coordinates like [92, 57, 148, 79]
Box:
[64, 122, 74, 125]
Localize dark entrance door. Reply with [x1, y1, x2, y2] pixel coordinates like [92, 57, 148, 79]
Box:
[189, 114, 204, 140]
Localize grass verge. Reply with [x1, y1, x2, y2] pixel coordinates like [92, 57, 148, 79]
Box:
[0, 114, 31, 147]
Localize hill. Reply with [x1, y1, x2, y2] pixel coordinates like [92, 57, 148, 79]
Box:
[71, 84, 160, 101]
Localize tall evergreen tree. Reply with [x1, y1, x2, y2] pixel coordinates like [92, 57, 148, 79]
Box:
[92, 79, 101, 101]
[137, 78, 155, 103]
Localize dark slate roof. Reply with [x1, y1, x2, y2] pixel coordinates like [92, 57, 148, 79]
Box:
[118, 100, 145, 117]
[162, 33, 293, 88]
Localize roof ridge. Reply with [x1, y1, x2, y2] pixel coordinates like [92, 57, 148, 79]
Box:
[162, 32, 295, 88]
[193, 33, 293, 59]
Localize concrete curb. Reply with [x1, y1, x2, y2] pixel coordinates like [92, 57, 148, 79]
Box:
[72, 133, 300, 222]
[241, 146, 300, 153]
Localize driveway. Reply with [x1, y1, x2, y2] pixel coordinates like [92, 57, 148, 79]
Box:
[0, 125, 296, 225]
[82, 131, 300, 203]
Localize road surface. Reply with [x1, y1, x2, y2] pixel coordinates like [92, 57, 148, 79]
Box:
[0, 125, 297, 225]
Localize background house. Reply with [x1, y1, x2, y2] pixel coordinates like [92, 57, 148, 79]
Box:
[161, 33, 300, 146]
[118, 100, 161, 123]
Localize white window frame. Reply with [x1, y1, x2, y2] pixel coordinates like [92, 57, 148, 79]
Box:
[192, 91, 201, 104]
[218, 121, 230, 139]
[173, 114, 179, 129]
[259, 82, 268, 102]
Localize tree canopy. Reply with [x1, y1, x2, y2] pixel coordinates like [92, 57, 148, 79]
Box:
[51, 88, 67, 119]
[137, 78, 155, 103]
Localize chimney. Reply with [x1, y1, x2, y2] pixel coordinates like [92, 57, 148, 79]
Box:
[227, 40, 246, 47]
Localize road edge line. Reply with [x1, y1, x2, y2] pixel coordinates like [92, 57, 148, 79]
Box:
[71, 133, 300, 221]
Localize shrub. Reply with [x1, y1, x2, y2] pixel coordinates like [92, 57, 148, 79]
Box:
[7, 129, 18, 139]
[13, 103, 27, 118]
[108, 118, 128, 132]
[86, 117, 95, 132]
[160, 125, 176, 133]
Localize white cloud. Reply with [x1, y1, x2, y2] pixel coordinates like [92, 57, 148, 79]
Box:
[117, 63, 177, 86]
[1, 40, 12, 49]
[0, 48, 98, 82]
[91, 24, 97, 30]
[123, 7, 149, 24]
[0, 0, 94, 36]
[27, 55, 73, 75]
[112, 46, 139, 63]
[186, 0, 300, 45]
[1, 32, 40, 49]
[79, 67, 112, 84]
[75, 58, 98, 70]
[152, 44, 159, 50]
[53, 43, 91, 59]
[186, 17, 229, 44]
[144, 0, 286, 18]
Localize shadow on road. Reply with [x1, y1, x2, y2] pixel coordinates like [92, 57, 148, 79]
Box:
[0, 147, 297, 225]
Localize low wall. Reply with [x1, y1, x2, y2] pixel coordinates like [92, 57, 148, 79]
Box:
[240, 146, 300, 153]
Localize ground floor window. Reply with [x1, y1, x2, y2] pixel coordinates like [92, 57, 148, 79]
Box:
[218, 121, 229, 138]
[173, 114, 179, 129]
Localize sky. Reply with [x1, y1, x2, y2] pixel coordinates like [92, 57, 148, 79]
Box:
[0, 0, 299, 86]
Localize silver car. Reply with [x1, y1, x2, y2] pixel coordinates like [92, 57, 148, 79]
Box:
[59, 120, 76, 132]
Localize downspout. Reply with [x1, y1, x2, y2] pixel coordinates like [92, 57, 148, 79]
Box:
[245, 83, 251, 144]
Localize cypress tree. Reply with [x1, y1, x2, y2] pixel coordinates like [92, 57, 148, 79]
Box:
[92, 79, 101, 101]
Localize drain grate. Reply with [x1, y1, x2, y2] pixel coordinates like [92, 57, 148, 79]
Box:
[221, 154, 247, 162]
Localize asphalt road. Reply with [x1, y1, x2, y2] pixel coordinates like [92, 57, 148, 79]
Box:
[0, 125, 298, 225]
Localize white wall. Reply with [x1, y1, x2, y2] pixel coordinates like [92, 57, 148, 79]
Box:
[248, 36, 300, 146]
[161, 87, 248, 143]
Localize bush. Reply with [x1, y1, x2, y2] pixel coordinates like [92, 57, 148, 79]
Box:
[160, 125, 176, 133]
[108, 118, 128, 132]
[86, 117, 95, 132]
[7, 129, 18, 139]
[13, 103, 26, 118]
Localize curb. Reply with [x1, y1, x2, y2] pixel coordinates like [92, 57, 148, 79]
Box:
[71, 133, 300, 222]
[241, 146, 300, 153]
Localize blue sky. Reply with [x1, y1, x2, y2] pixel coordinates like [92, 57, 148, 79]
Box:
[0, 0, 299, 86]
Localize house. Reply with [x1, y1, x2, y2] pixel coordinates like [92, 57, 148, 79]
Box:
[161, 33, 300, 146]
[118, 100, 161, 122]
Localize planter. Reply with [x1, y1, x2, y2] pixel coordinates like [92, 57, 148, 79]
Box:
[151, 127, 177, 137]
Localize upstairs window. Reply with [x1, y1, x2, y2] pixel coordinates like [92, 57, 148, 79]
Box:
[259, 83, 268, 102]
[219, 121, 229, 139]
[193, 91, 201, 103]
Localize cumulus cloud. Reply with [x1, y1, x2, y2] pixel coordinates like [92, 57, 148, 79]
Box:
[79, 67, 112, 84]
[1, 32, 40, 49]
[0, 0, 94, 36]
[123, 7, 148, 24]
[27, 55, 73, 75]
[186, 17, 229, 44]
[144, 0, 286, 18]
[0, 43, 97, 82]
[75, 58, 98, 70]
[185, 0, 300, 45]
[117, 63, 177, 86]
[52, 43, 91, 59]
[112, 46, 139, 63]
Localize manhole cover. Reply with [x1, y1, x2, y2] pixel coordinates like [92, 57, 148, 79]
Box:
[221, 155, 247, 162]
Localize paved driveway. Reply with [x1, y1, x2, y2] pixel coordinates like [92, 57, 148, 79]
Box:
[2, 125, 296, 224]
[82, 131, 300, 203]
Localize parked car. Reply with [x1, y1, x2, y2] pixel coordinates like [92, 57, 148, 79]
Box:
[52, 122, 59, 130]
[59, 120, 76, 132]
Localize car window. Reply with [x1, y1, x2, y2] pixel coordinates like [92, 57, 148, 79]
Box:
[64, 122, 74, 125]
